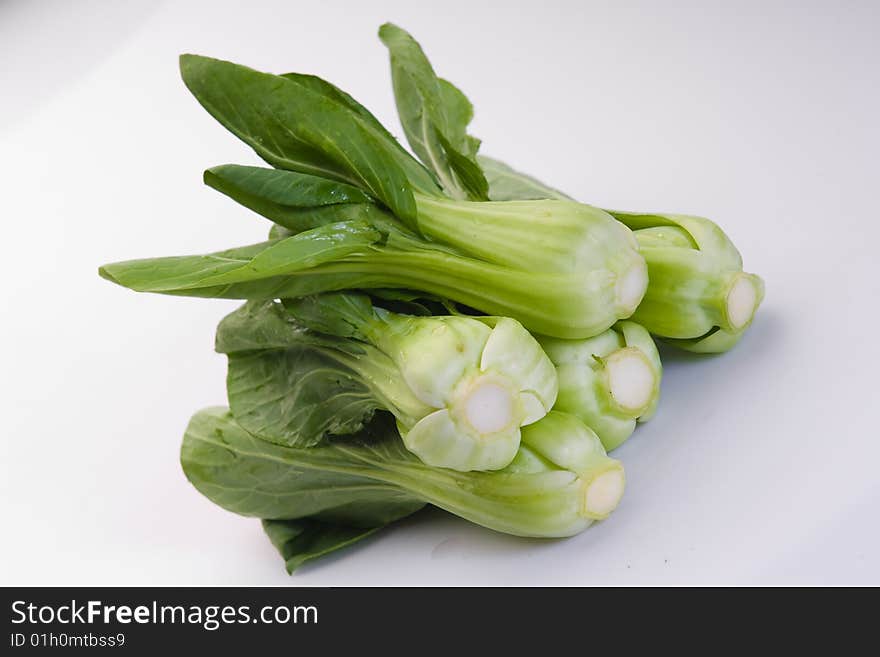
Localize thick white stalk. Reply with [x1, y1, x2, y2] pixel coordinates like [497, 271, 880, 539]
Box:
[605, 347, 656, 416]
[725, 273, 760, 330]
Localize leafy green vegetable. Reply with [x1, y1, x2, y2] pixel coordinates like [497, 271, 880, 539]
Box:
[204, 164, 380, 235]
[261, 520, 374, 573]
[225, 346, 379, 448]
[217, 296, 556, 471]
[396, 10, 764, 352]
[262, 518, 392, 574]
[215, 300, 431, 448]
[475, 156, 764, 352]
[179, 54, 438, 226]
[284, 292, 557, 471]
[206, 164, 372, 209]
[539, 321, 662, 451]
[378, 23, 488, 200]
[611, 211, 765, 351]
[181, 407, 623, 538]
[279, 71, 420, 170]
[98, 220, 382, 294]
[101, 173, 647, 339]
[180, 407, 425, 578]
[97, 20, 771, 575]
[100, 51, 651, 339]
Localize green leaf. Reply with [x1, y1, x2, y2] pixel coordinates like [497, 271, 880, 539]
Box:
[438, 131, 487, 200]
[179, 54, 424, 224]
[180, 407, 605, 541]
[215, 301, 380, 447]
[226, 348, 380, 447]
[203, 222, 380, 285]
[280, 72, 439, 194]
[98, 220, 381, 293]
[378, 23, 488, 200]
[206, 164, 372, 207]
[282, 292, 375, 340]
[282, 72, 394, 134]
[437, 79, 478, 154]
[478, 155, 571, 201]
[204, 165, 389, 235]
[215, 300, 364, 355]
[261, 518, 382, 574]
[99, 240, 273, 292]
[180, 407, 425, 519]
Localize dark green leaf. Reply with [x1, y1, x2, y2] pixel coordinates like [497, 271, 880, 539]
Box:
[179, 54, 422, 224]
[204, 164, 388, 235]
[180, 407, 425, 518]
[281, 72, 439, 194]
[204, 164, 373, 208]
[181, 406, 597, 546]
[440, 132, 488, 199]
[206, 164, 372, 207]
[215, 300, 366, 355]
[281, 292, 375, 340]
[378, 23, 488, 200]
[261, 519, 379, 574]
[215, 301, 379, 446]
[226, 348, 379, 447]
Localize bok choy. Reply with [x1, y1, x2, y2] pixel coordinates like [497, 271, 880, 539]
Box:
[98, 20, 767, 574]
[375, 23, 763, 352]
[539, 322, 661, 451]
[181, 407, 624, 542]
[99, 54, 648, 339]
[219, 294, 557, 471]
[479, 156, 765, 352]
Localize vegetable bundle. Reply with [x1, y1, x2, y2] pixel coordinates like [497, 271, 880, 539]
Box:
[100, 23, 763, 573]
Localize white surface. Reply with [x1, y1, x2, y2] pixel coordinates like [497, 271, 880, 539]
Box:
[1, 0, 878, 586]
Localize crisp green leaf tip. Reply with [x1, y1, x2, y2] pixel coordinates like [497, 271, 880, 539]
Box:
[97, 265, 117, 285]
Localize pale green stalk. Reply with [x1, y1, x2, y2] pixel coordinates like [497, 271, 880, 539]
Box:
[182, 407, 625, 537]
[479, 155, 765, 352]
[611, 212, 764, 352]
[539, 321, 662, 451]
[284, 293, 558, 472]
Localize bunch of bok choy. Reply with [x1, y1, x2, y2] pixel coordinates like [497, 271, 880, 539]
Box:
[100, 22, 763, 573]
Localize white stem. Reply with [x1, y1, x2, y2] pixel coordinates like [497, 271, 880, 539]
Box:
[463, 380, 516, 435]
[605, 347, 655, 415]
[726, 274, 758, 329]
[582, 467, 625, 519]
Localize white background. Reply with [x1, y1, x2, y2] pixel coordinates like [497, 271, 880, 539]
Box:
[2, 0, 878, 585]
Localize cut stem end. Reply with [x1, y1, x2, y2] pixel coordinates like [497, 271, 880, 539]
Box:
[726, 274, 759, 330]
[582, 466, 625, 519]
[605, 348, 656, 416]
[462, 379, 517, 436]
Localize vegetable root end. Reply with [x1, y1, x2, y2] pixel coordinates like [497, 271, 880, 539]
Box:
[605, 348, 656, 415]
[582, 467, 625, 520]
[726, 274, 759, 330]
